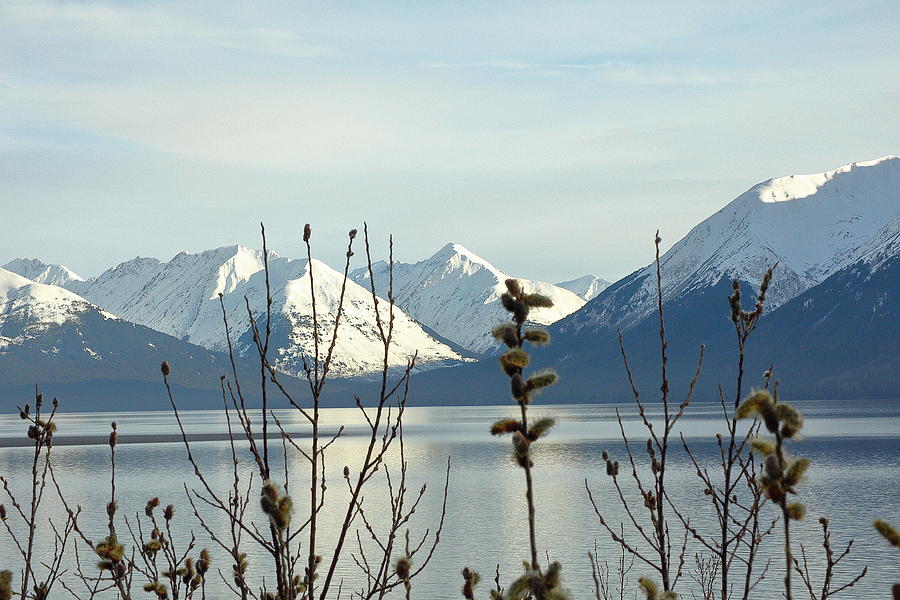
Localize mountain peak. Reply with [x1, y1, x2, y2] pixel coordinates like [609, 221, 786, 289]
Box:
[430, 242, 506, 278]
[0, 266, 101, 329]
[3, 257, 84, 287]
[351, 243, 586, 353]
[555, 275, 612, 301]
[755, 155, 899, 204]
[433, 242, 476, 259]
[564, 155, 900, 334]
[169, 244, 257, 261]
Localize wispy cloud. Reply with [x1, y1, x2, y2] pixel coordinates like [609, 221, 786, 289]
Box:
[420, 60, 537, 71]
[1, 2, 329, 58]
[1, 0, 897, 280]
[419, 59, 788, 86]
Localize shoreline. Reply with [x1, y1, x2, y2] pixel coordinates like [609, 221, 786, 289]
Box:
[0, 430, 346, 449]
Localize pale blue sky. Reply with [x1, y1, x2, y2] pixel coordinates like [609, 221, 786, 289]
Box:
[1, 1, 897, 281]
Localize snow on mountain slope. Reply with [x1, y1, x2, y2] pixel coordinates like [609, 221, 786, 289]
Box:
[351, 243, 586, 353]
[65, 256, 165, 307]
[555, 275, 611, 301]
[848, 214, 900, 272]
[71, 245, 266, 341]
[3, 258, 84, 287]
[0, 267, 294, 396]
[72, 246, 463, 377]
[228, 256, 464, 377]
[0, 268, 105, 332]
[564, 155, 900, 333]
[0, 266, 117, 355]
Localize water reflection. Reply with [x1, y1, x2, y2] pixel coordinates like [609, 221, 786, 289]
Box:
[0, 400, 896, 598]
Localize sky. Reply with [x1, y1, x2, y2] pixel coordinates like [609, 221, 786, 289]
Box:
[1, 1, 898, 282]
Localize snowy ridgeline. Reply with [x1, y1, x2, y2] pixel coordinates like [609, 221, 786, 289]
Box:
[560, 155, 900, 334]
[2, 155, 898, 381]
[2, 242, 596, 378]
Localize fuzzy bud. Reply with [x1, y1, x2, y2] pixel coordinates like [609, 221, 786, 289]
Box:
[784, 458, 810, 487]
[491, 323, 519, 347]
[764, 454, 782, 480]
[736, 389, 772, 419]
[160, 361, 171, 377]
[145, 497, 160, 516]
[0, 570, 12, 600]
[761, 404, 779, 434]
[260, 482, 292, 530]
[526, 371, 558, 393]
[461, 567, 480, 600]
[500, 349, 530, 370]
[874, 519, 900, 547]
[523, 328, 550, 346]
[510, 373, 527, 400]
[512, 431, 531, 468]
[394, 556, 411, 579]
[776, 402, 803, 438]
[490, 419, 521, 435]
[786, 502, 806, 521]
[529, 417, 555, 440]
[523, 293, 553, 309]
[638, 577, 658, 599]
[504, 279, 522, 297]
[197, 549, 211, 575]
[750, 438, 776, 456]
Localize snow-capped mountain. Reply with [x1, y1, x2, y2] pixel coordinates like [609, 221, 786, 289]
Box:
[3, 258, 84, 287]
[65, 245, 266, 343]
[564, 155, 900, 334]
[850, 214, 900, 270]
[0, 267, 273, 406]
[350, 243, 586, 353]
[555, 275, 611, 301]
[407, 157, 899, 404]
[0, 267, 108, 344]
[69, 246, 464, 378]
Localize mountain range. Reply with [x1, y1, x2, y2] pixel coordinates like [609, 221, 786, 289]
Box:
[2, 155, 897, 408]
[0, 266, 307, 411]
[59, 246, 467, 378]
[410, 155, 899, 403]
[349, 243, 586, 353]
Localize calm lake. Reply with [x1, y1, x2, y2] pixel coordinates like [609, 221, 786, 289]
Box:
[0, 400, 897, 599]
